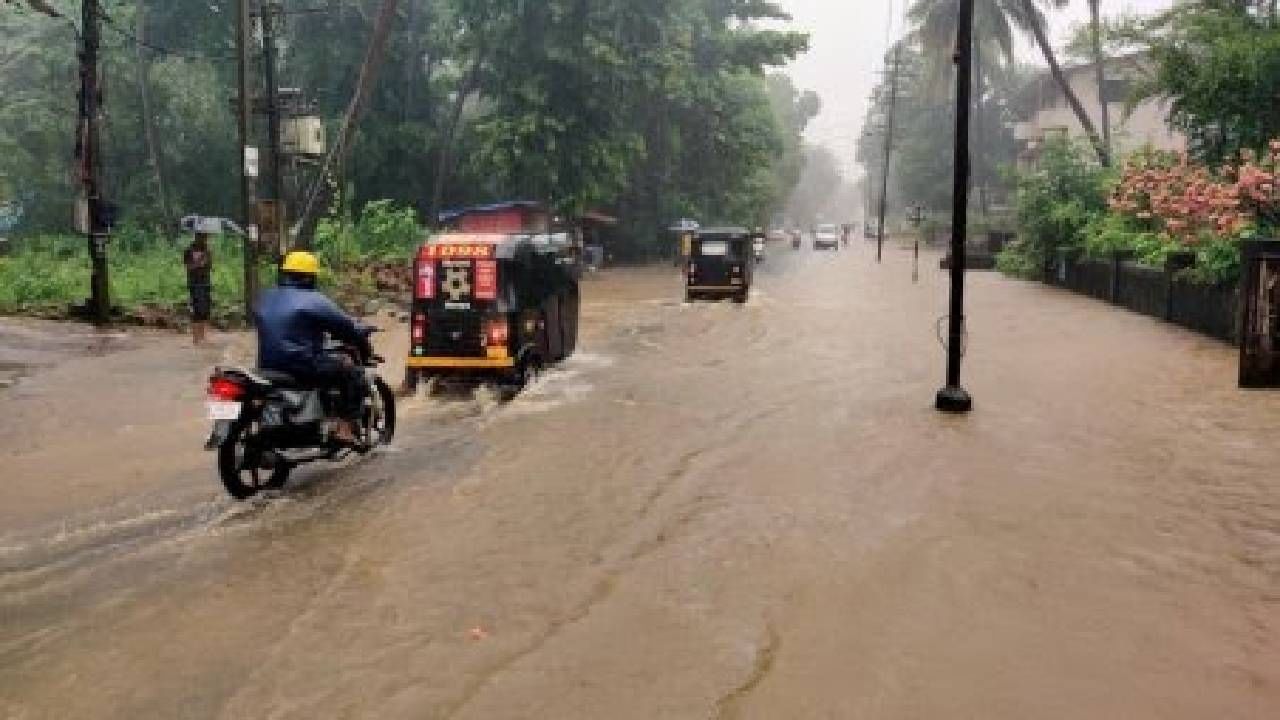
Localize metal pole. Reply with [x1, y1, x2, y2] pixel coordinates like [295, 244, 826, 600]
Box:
[236, 0, 258, 319]
[937, 0, 974, 413]
[81, 0, 110, 325]
[876, 43, 902, 264]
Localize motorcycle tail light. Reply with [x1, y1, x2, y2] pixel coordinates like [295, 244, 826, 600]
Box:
[209, 377, 245, 401]
[411, 313, 428, 344]
[486, 317, 509, 347]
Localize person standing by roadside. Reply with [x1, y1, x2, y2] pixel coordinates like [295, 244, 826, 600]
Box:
[183, 231, 213, 346]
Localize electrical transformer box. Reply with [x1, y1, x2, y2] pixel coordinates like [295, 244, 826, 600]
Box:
[282, 117, 325, 156]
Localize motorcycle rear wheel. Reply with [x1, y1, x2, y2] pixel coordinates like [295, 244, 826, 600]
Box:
[366, 377, 397, 446]
[218, 421, 291, 500]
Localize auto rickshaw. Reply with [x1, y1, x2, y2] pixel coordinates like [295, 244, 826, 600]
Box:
[406, 204, 580, 394]
[684, 227, 753, 304]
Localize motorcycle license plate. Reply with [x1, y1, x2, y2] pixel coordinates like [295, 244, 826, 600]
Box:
[206, 401, 242, 421]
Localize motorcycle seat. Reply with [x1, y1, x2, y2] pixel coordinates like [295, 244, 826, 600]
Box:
[255, 369, 305, 389]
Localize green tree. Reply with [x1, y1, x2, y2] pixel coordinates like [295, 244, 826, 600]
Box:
[1136, 3, 1280, 165]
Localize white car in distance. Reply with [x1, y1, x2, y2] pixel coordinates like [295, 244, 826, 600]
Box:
[813, 223, 840, 251]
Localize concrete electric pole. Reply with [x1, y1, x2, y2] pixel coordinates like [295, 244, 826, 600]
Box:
[78, 0, 110, 325]
[235, 0, 259, 319]
[875, 42, 903, 265]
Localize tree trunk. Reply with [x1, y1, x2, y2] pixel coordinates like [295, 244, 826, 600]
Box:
[1089, 0, 1112, 166]
[296, 0, 401, 248]
[1021, 0, 1109, 165]
[403, 0, 429, 121]
[134, 0, 172, 231]
[427, 51, 486, 223]
[973, 38, 987, 215]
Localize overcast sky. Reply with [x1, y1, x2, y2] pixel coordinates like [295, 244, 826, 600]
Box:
[775, 0, 1174, 178]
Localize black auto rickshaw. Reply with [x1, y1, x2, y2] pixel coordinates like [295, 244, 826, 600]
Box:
[406, 225, 580, 394]
[684, 227, 753, 304]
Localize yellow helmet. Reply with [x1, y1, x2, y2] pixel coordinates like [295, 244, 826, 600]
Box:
[281, 251, 320, 275]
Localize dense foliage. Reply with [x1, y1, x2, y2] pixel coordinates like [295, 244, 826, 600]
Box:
[1000, 135, 1280, 284]
[997, 138, 1112, 278]
[0, 0, 811, 260]
[998, 1, 1280, 286]
[856, 40, 1029, 223]
[0, 200, 419, 318]
[1133, 2, 1280, 165]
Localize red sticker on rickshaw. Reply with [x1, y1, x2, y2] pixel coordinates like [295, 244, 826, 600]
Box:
[416, 262, 436, 299]
[475, 260, 497, 300]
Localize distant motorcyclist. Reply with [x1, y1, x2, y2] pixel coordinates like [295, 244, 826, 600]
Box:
[253, 251, 368, 443]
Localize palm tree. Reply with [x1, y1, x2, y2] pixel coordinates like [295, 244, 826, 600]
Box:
[908, 0, 1109, 166]
[1087, 0, 1112, 165]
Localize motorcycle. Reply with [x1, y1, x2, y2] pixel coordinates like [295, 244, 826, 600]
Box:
[203, 327, 397, 500]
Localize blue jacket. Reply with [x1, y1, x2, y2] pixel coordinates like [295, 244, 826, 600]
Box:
[253, 283, 363, 374]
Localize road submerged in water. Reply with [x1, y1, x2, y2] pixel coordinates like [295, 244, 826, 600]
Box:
[2, 240, 1279, 719]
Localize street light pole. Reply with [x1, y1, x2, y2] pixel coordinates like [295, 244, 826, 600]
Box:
[936, 0, 975, 414]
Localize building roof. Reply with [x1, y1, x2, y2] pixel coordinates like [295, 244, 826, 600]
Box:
[423, 231, 576, 260]
[437, 200, 545, 225]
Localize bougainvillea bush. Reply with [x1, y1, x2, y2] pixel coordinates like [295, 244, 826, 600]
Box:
[1003, 138, 1280, 284]
[1106, 143, 1280, 282]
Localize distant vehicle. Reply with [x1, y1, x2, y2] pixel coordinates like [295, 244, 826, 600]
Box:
[767, 227, 788, 243]
[790, 229, 802, 250]
[407, 202, 581, 395]
[685, 227, 754, 304]
[814, 223, 840, 251]
[753, 235, 766, 264]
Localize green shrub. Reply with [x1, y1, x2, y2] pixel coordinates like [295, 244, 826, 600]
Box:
[1082, 213, 1173, 266]
[315, 199, 424, 269]
[995, 240, 1042, 279]
[1006, 138, 1113, 278]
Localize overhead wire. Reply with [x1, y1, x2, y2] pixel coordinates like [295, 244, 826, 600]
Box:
[95, 6, 236, 63]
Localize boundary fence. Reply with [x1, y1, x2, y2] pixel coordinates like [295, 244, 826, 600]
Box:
[1045, 251, 1239, 345]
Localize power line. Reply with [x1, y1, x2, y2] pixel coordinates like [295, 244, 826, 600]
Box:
[96, 7, 235, 63]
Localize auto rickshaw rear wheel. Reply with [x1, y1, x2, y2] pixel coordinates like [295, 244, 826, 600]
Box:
[500, 353, 541, 401]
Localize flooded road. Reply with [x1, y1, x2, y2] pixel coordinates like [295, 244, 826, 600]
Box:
[3, 240, 1280, 718]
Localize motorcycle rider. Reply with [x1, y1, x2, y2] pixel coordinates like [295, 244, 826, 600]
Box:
[253, 251, 369, 444]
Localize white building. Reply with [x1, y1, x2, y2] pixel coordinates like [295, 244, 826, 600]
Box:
[1015, 53, 1186, 165]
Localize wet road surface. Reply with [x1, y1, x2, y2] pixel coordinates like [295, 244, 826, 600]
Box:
[3, 239, 1279, 718]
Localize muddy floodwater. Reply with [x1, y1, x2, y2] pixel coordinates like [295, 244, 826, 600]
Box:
[2, 241, 1279, 718]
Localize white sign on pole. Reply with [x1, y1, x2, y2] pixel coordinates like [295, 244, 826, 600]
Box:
[244, 147, 260, 178]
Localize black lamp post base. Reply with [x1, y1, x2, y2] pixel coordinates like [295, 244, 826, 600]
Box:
[935, 385, 973, 413]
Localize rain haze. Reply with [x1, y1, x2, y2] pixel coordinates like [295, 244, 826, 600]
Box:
[777, 0, 1177, 178]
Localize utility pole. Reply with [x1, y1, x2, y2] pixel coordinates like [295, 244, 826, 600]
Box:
[875, 42, 902, 265]
[261, 0, 284, 209]
[236, 0, 259, 319]
[937, 0, 975, 414]
[79, 0, 110, 325]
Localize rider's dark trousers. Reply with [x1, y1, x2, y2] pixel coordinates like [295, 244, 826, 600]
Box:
[300, 357, 364, 419]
